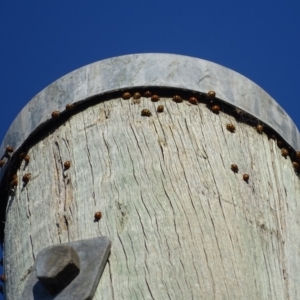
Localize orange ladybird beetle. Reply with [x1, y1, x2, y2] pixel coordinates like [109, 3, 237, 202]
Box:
[22, 173, 31, 184]
[157, 105, 164, 113]
[207, 91, 216, 99]
[277, 140, 284, 149]
[51, 111, 60, 118]
[122, 92, 131, 100]
[6, 146, 14, 153]
[66, 103, 74, 110]
[231, 164, 239, 173]
[292, 162, 299, 171]
[243, 174, 249, 182]
[141, 109, 152, 117]
[256, 125, 264, 134]
[64, 161, 71, 169]
[144, 91, 152, 98]
[189, 97, 198, 105]
[133, 92, 141, 99]
[151, 95, 160, 102]
[281, 148, 288, 158]
[235, 108, 245, 116]
[226, 124, 235, 133]
[173, 95, 183, 103]
[19, 152, 26, 159]
[10, 178, 18, 187]
[211, 105, 220, 114]
[94, 211, 102, 221]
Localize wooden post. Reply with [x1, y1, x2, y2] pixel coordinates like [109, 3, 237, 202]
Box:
[1, 54, 300, 299]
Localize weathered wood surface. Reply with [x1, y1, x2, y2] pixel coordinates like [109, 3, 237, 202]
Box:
[4, 96, 300, 299]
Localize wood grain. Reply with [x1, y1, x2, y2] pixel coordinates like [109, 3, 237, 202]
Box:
[4, 96, 300, 299]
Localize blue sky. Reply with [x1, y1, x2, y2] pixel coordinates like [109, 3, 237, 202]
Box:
[0, 1, 300, 297]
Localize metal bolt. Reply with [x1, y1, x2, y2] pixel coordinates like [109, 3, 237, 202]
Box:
[35, 245, 80, 294]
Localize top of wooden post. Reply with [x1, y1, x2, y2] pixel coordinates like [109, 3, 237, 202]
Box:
[1, 53, 299, 180]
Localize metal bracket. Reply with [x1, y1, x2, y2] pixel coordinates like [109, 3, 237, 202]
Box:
[22, 236, 111, 300]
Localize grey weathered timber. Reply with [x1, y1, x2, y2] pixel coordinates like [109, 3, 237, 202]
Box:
[3, 95, 300, 299]
[0, 54, 299, 181]
[2, 55, 300, 300]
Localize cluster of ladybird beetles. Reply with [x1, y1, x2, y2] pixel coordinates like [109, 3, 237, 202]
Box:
[119, 89, 300, 178]
[0, 88, 299, 194]
[121, 90, 213, 116]
[0, 88, 299, 287]
[0, 88, 299, 195]
[0, 154, 102, 287]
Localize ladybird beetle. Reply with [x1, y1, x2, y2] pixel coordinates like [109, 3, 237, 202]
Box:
[281, 148, 288, 158]
[64, 161, 71, 169]
[19, 152, 26, 159]
[141, 109, 152, 117]
[151, 95, 160, 102]
[231, 164, 238, 173]
[94, 211, 102, 221]
[189, 97, 198, 105]
[292, 162, 299, 171]
[211, 105, 220, 114]
[10, 178, 18, 187]
[226, 124, 235, 133]
[0, 160, 5, 167]
[235, 108, 245, 116]
[256, 125, 264, 134]
[276, 140, 284, 149]
[22, 173, 31, 184]
[6, 146, 14, 153]
[207, 91, 216, 99]
[66, 103, 74, 110]
[173, 95, 183, 103]
[0, 274, 5, 282]
[133, 92, 141, 99]
[243, 174, 249, 182]
[122, 92, 131, 100]
[51, 111, 60, 118]
[157, 105, 164, 113]
[144, 91, 152, 98]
